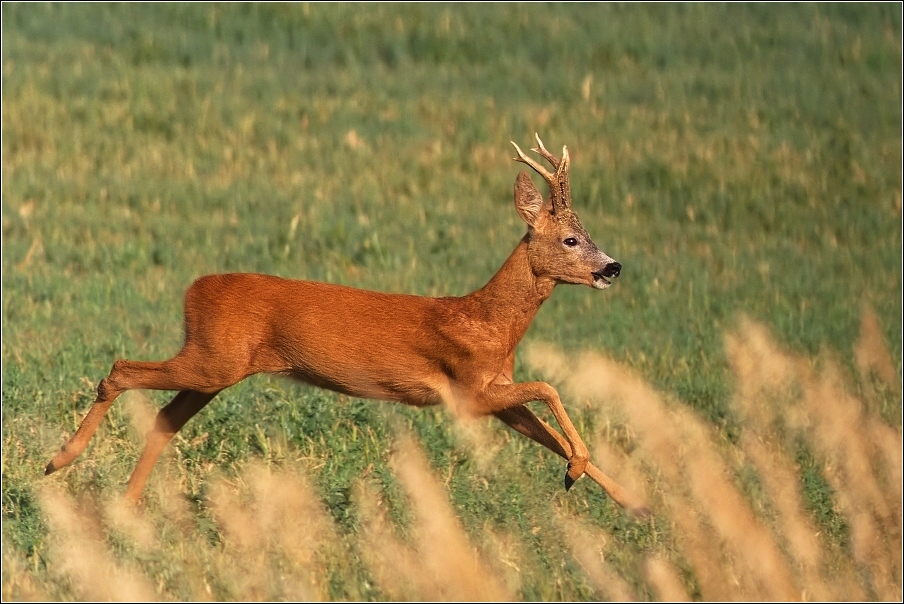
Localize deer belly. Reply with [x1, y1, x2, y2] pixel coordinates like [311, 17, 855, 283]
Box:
[283, 353, 445, 407]
[286, 364, 396, 401]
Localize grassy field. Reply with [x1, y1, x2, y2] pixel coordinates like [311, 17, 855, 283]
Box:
[2, 3, 901, 600]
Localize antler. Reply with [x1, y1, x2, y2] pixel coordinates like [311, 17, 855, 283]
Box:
[510, 133, 571, 214]
[531, 133, 560, 169]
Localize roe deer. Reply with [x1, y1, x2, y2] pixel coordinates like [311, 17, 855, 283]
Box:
[45, 134, 649, 517]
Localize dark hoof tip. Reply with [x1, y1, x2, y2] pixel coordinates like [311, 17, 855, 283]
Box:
[564, 471, 576, 492]
[44, 461, 57, 476]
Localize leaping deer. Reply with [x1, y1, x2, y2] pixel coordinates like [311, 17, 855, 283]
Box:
[45, 135, 649, 517]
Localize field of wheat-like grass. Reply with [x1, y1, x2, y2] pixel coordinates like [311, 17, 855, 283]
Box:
[3, 4, 900, 600]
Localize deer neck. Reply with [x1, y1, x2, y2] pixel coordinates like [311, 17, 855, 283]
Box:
[469, 235, 555, 344]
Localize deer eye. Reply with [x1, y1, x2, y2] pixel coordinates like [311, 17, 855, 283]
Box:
[563, 237, 578, 247]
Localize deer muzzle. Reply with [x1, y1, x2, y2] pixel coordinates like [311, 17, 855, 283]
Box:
[591, 261, 621, 289]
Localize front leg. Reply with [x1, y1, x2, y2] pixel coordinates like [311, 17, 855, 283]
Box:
[478, 381, 589, 489]
[494, 405, 650, 517]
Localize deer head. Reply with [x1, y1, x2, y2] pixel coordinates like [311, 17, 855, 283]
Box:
[511, 134, 621, 290]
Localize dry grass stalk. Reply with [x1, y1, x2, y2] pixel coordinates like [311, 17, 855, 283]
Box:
[204, 478, 273, 599]
[665, 496, 740, 600]
[1, 545, 48, 602]
[682, 431, 798, 600]
[477, 530, 528, 598]
[739, 435, 840, 600]
[867, 415, 903, 525]
[854, 304, 901, 398]
[726, 315, 903, 600]
[590, 436, 649, 513]
[246, 464, 338, 598]
[353, 478, 440, 601]
[354, 433, 513, 601]
[122, 390, 157, 441]
[390, 433, 513, 601]
[800, 364, 901, 600]
[207, 462, 336, 600]
[103, 497, 159, 555]
[448, 413, 507, 478]
[36, 485, 156, 601]
[557, 513, 636, 601]
[643, 555, 691, 601]
[726, 322, 845, 599]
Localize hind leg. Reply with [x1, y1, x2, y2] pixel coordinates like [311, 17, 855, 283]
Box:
[45, 353, 237, 475]
[124, 389, 219, 502]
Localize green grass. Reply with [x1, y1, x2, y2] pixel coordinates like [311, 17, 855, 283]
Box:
[2, 3, 901, 600]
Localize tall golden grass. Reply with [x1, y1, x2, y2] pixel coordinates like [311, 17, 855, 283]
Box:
[5, 308, 900, 601]
[354, 433, 514, 601]
[528, 306, 901, 601]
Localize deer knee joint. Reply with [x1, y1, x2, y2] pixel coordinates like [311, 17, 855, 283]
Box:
[534, 381, 558, 400]
[570, 451, 589, 472]
[96, 377, 119, 401]
[98, 360, 130, 395]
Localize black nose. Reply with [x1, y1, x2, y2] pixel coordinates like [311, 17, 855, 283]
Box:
[601, 261, 621, 279]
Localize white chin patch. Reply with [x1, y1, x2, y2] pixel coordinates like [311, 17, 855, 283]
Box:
[591, 276, 611, 290]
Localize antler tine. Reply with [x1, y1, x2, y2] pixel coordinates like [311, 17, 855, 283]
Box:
[531, 133, 560, 169]
[511, 141, 556, 185]
[559, 145, 570, 176]
[556, 145, 571, 210]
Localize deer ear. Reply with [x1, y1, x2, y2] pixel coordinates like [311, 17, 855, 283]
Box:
[514, 171, 544, 226]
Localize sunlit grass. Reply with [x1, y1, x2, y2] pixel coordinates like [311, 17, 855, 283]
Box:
[3, 3, 901, 600]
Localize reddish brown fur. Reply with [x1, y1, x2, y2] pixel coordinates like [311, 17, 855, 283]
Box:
[45, 135, 648, 516]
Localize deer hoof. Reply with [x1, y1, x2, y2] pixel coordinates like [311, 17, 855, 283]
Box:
[564, 463, 584, 491]
[565, 462, 587, 492]
[564, 471, 576, 491]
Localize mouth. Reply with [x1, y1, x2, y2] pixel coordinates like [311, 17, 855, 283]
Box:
[591, 271, 611, 290]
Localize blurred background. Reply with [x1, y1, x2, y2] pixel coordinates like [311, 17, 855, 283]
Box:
[2, 4, 901, 600]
